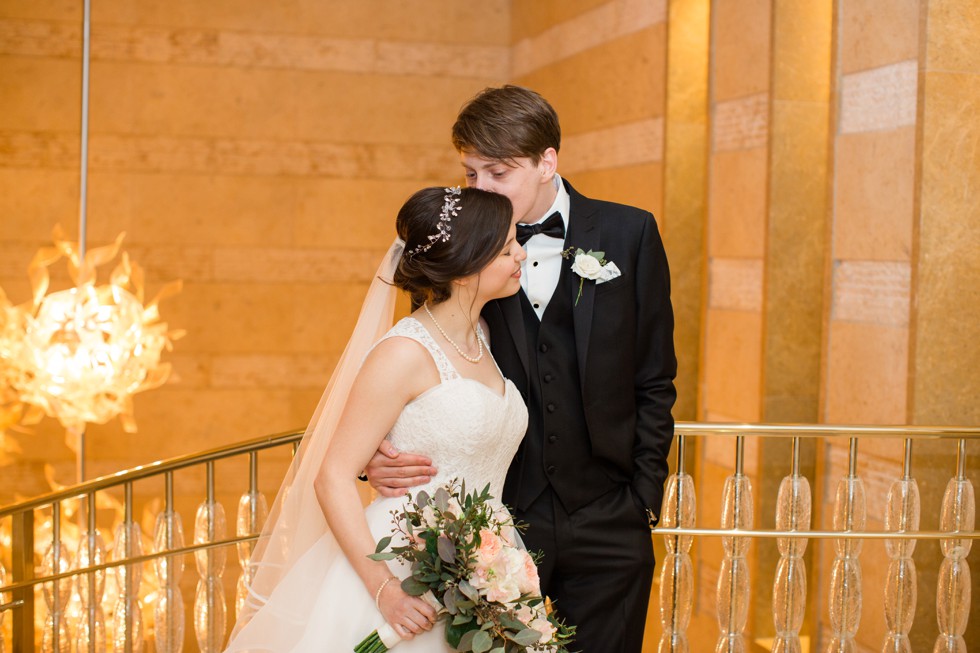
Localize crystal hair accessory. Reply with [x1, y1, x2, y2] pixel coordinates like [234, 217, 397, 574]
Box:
[407, 186, 461, 258]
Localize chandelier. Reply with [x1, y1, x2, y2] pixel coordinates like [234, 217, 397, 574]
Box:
[0, 228, 183, 438]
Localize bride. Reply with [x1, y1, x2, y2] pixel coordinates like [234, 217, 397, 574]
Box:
[225, 186, 529, 651]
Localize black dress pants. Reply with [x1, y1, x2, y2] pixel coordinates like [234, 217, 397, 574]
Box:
[516, 484, 655, 653]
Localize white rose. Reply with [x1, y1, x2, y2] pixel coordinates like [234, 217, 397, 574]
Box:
[572, 253, 603, 279]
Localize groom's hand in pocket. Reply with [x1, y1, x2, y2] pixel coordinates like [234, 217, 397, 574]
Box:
[364, 440, 437, 497]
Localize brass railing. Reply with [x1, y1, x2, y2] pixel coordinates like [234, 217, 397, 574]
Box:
[1, 423, 977, 652]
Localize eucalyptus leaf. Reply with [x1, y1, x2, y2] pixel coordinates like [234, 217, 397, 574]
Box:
[400, 576, 428, 596]
[366, 552, 397, 561]
[437, 535, 456, 563]
[471, 630, 493, 653]
[374, 536, 392, 553]
[508, 628, 543, 646]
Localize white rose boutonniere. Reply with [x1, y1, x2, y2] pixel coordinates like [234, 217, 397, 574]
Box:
[561, 247, 621, 305]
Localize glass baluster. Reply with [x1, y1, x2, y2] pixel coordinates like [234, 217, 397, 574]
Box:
[882, 440, 919, 653]
[153, 508, 185, 653]
[235, 489, 268, 617]
[658, 470, 695, 653]
[772, 447, 811, 653]
[933, 441, 974, 653]
[74, 528, 107, 652]
[193, 462, 227, 652]
[110, 521, 144, 652]
[41, 539, 72, 653]
[826, 439, 865, 653]
[193, 497, 227, 652]
[716, 437, 752, 653]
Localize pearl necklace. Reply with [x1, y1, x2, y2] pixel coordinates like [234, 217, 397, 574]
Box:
[423, 303, 484, 364]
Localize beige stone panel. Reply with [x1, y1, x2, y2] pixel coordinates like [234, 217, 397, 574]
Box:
[824, 322, 908, 424]
[294, 179, 425, 250]
[517, 25, 666, 136]
[711, 0, 772, 102]
[87, 172, 298, 247]
[0, 18, 509, 80]
[121, 387, 298, 458]
[712, 92, 768, 152]
[771, 0, 832, 103]
[708, 257, 763, 312]
[287, 281, 373, 354]
[293, 75, 490, 147]
[0, 132, 458, 181]
[838, 0, 918, 75]
[0, 56, 79, 130]
[85, 0, 509, 45]
[839, 61, 917, 134]
[927, 0, 980, 73]
[566, 163, 663, 221]
[832, 260, 910, 327]
[512, 0, 614, 42]
[832, 127, 915, 261]
[0, 2, 78, 21]
[0, 170, 78, 242]
[912, 71, 980, 425]
[561, 118, 664, 175]
[84, 63, 479, 145]
[212, 247, 386, 284]
[707, 148, 767, 258]
[211, 354, 333, 389]
[511, 0, 666, 77]
[702, 307, 762, 421]
[162, 282, 298, 355]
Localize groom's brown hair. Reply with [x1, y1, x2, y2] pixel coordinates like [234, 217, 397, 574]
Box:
[451, 85, 561, 164]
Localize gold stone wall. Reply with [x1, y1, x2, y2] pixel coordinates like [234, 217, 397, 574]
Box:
[2, 0, 978, 651]
[0, 0, 508, 503]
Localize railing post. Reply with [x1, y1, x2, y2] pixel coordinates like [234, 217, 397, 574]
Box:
[12, 510, 35, 652]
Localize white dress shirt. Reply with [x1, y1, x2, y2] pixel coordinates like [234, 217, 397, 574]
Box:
[520, 175, 570, 320]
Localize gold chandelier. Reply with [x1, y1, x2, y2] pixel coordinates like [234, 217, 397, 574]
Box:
[0, 227, 183, 439]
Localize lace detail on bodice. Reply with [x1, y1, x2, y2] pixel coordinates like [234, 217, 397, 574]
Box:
[375, 317, 528, 504]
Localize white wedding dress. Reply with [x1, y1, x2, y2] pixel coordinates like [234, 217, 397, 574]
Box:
[226, 317, 528, 652]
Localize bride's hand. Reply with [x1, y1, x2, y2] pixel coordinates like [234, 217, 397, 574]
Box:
[364, 440, 437, 497]
[378, 582, 437, 639]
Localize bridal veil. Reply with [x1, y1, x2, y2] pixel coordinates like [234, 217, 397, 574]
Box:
[225, 238, 404, 650]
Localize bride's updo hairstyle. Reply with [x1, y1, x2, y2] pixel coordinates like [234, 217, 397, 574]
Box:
[394, 187, 512, 306]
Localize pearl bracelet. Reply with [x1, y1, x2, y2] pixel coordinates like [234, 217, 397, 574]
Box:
[375, 576, 397, 611]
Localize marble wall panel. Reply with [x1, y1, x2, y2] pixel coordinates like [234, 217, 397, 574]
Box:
[511, 0, 665, 76]
[838, 0, 919, 74]
[832, 127, 915, 261]
[839, 60, 918, 134]
[824, 322, 909, 424]
[702, 308, 763, 421]
[707, 148, 767, 258]
[710, 0, 772, 101]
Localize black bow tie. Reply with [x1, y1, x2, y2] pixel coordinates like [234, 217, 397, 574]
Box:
[516, 211, 565, 246]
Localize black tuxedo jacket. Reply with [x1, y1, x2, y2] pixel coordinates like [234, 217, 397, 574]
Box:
[483, 179, 677, 519]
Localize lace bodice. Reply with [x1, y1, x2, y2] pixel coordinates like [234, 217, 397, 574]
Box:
[376, 317, 528, 503]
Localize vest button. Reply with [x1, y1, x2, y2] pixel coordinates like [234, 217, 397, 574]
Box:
[539, 343, 549, 353]
[546, 403, 556, 413]
[543, 373, 553, 382]
[548, 434, 557, 443]
[547, 465, 557, 475]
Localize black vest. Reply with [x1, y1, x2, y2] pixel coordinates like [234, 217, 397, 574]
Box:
[502, 261, 619, 513]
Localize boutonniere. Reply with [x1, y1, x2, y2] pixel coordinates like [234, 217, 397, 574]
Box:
[561, 247, 622, 305]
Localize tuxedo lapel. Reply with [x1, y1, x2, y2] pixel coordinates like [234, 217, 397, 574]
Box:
[564, 186, 599, 393]
[497, 293, 529, 382]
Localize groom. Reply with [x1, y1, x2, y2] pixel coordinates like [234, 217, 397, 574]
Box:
[367, 85, 676, 652]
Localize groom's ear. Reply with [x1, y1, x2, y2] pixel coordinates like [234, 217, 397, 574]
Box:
[538, 147, 558, 182]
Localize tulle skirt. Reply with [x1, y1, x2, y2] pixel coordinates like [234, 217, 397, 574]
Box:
[225, 495, 453, 653]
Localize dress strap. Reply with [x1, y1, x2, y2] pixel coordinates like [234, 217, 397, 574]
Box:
[378, 317, 459, 382]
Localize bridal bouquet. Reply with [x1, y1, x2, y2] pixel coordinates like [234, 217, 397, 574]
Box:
[355, 480, 575, 653]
